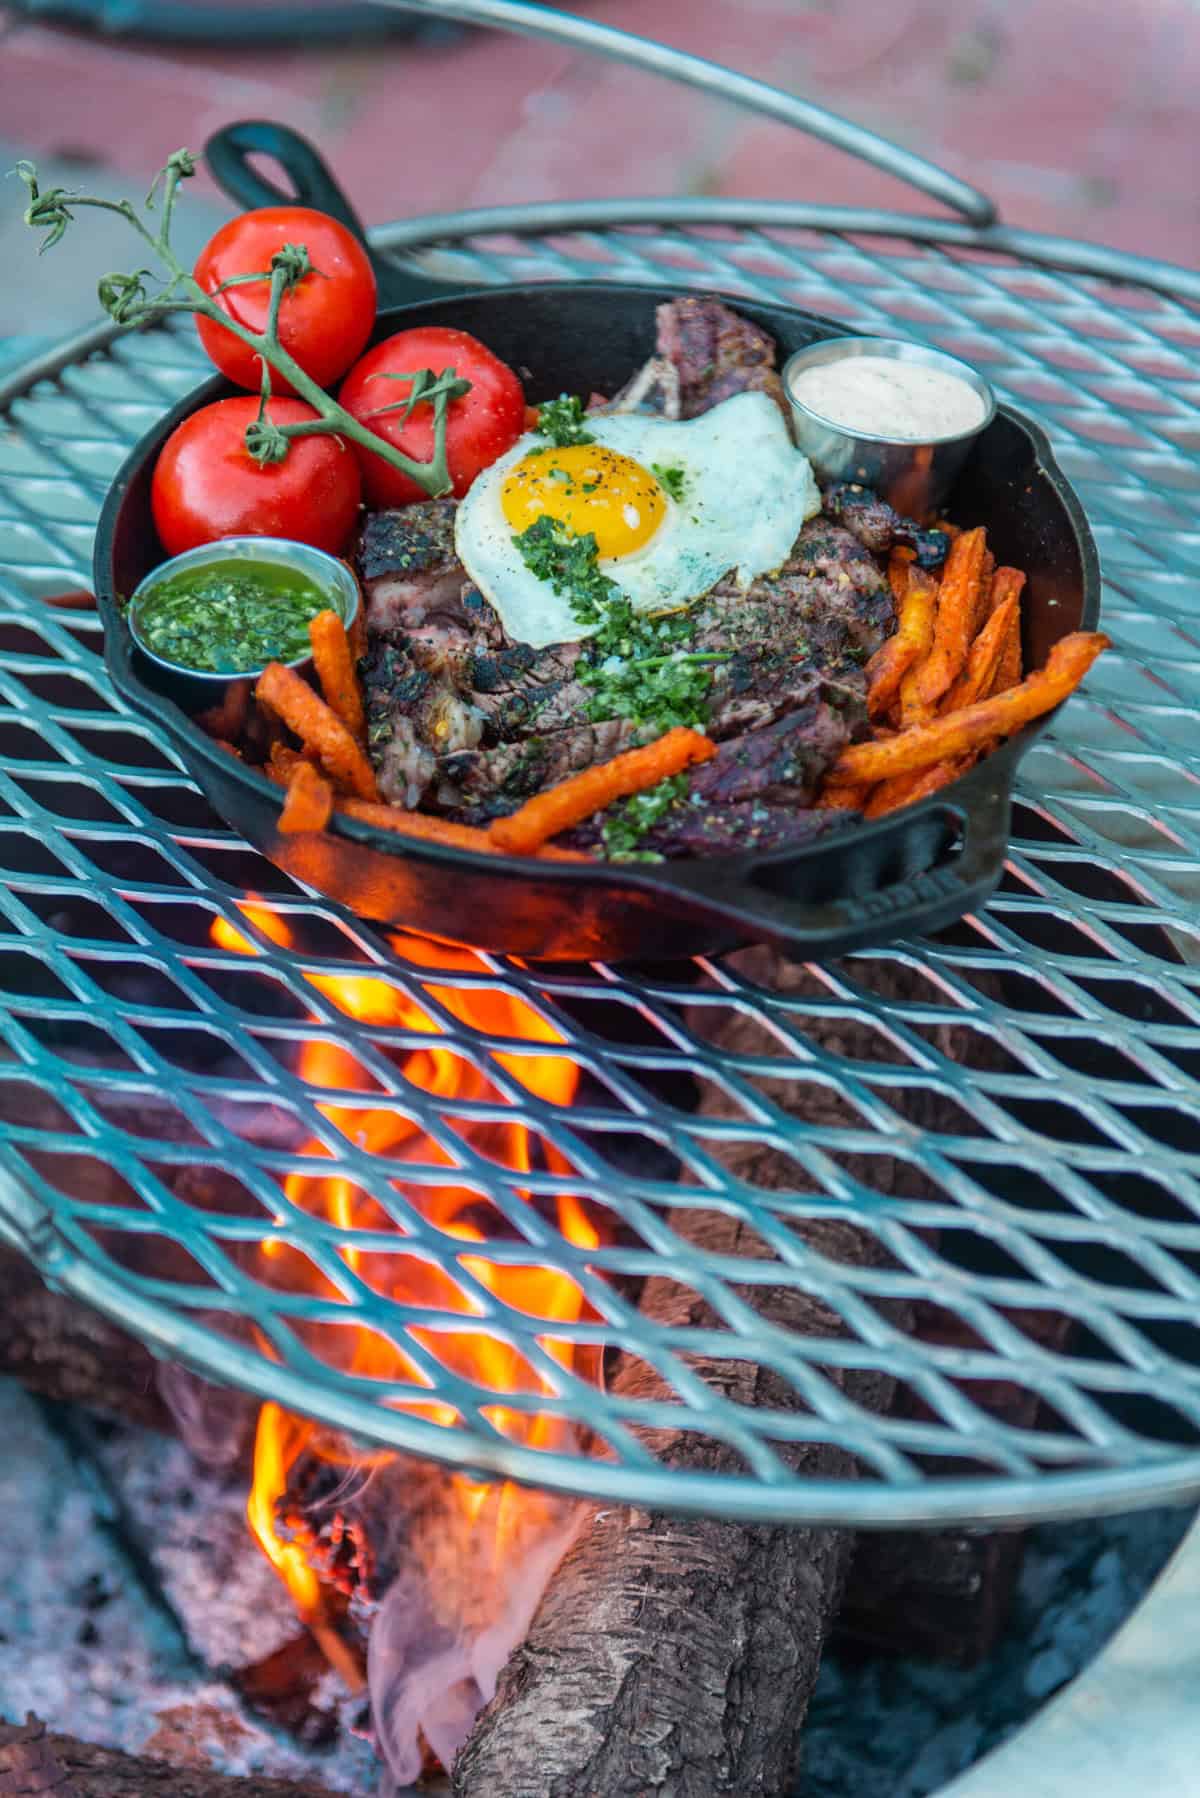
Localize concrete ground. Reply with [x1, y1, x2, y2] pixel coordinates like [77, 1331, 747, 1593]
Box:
[1, 0, 1199, 340]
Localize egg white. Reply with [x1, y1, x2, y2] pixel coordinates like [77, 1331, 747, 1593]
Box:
[454, 391, 821, 650]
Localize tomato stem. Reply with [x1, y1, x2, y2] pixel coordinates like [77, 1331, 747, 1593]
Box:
[16, 151, 465, 499]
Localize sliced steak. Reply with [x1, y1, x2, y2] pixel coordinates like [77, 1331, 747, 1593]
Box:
[692, 702, 858, 809]
[466, 639, 591, 742]
[686, 522, 886, 662]
[567, 798, 850, 859]
[440, 718, 641, 819]
[354, 502, 468, 633]
[362, 637, 485, 807]
[822, 482, 949, 568]
[655, 296, 787, 418]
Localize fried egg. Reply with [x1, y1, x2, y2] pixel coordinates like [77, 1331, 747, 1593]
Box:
[454, 391, 821, 649]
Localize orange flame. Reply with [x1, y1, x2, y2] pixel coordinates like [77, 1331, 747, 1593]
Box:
[209, 904, 597, 1620]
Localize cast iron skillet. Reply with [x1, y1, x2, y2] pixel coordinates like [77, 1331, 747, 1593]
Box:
[94, 122, 1100, 963]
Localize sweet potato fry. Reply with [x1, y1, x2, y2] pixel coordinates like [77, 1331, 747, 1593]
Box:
[196, 678, 250, 743]
[337, 799, 589, 860]
[309, 609, 366, 741]
[829, 631, 1110, 785]
[863, 754, 977, 818]
[908, 525, 987, 711]
[971, 549, 996, 639]
[867, 565, 938, 720]
[255, 661, 378, 801]
[941, 594, 1018, 712]
[278, 759, 334, 835]
[815, 781, 871, 811]
[264, 741, 307, 786]
[896, 665, 936, 729]
[988, 567, 1026, 693]
[488, 726, 716, 856]
[888, 545, 915, 607]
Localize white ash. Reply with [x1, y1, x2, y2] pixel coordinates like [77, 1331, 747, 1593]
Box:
[86, 1422, 300, 1670]
[0, 1381, 382, 1793]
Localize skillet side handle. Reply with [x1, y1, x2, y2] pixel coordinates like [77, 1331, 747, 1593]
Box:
[203, 121, 476, 305]
[205, 121, 368, 233]
[663, 780, 1010, 960]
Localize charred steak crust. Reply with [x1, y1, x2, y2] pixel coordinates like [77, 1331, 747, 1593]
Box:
[353, 500, 476, 638]
[822, 482, 949, 569]
[355, 501, 458, 583]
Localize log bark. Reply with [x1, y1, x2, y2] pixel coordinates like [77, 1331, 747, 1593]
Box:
[0, 1250, 171, 1431]
[0, 1717, 337, 1798]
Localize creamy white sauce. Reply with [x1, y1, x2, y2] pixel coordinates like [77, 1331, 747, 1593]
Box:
[788, 354, 986, 442]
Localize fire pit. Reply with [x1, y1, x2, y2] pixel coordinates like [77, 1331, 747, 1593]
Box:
[3, 6, 1200, 1793]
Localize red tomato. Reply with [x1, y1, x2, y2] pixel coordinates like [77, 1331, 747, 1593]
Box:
[193, 207, 376, 395]
[151, 397, 362, 558]
[338, 327, 525, 506]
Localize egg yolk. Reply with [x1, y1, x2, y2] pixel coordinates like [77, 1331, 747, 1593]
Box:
[501, 444, 667, 559]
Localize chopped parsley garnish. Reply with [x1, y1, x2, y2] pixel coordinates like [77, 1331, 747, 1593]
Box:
[651, 462, 687, 502]
[512, 515, 617, 624]
[512, 517, 726, 732]
[600, 774, 689, 862]
[534, 394, 594, 446]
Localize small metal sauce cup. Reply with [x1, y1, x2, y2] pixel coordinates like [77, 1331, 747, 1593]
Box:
[126, 536, 361, 719]
[782, 337, 996, 518]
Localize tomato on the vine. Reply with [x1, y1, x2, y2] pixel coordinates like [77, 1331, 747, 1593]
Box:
[151, 396, 362, 558]
[338, 326, 525, 506]
[193, 207, 376, 395]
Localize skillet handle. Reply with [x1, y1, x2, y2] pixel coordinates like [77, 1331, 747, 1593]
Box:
[652, 777, 1010, 960]
[203, 121, 476, 306]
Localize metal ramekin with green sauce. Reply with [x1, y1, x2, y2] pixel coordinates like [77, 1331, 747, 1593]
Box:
[126, 536, 361, 716]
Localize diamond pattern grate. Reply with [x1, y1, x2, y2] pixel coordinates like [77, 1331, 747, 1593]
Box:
[1, 214, 1199, 1523]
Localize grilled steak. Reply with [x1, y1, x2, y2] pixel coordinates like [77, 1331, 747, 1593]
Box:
[440, 718, 641, 818]
[466, 639, 589, 742]
[594, 297, 787, 421]
[696, 518, 895, 674]
[692, 702, 860, 808]
[567, 797, 849, 859]
[655, 295, 787, 418]
[362, 636, 485, 807]
[822, 482, 949, 568]
[354, 502, 467, 633]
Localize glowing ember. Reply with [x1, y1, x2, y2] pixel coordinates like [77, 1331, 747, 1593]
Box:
[209, 903, 600, 1778]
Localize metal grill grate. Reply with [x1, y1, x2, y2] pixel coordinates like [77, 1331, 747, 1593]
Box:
[2, 214, 1200, 1525]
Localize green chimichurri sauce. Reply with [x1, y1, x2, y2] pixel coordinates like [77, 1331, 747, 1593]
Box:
[133, 560, 330, 674]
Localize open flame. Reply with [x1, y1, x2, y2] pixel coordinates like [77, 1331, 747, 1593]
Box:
[209, 904, 599, 1779]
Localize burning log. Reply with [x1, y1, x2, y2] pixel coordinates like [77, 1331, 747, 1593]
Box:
[0, 1714, 337, 1798]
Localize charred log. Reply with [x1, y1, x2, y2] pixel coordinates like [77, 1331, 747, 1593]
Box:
[839, 1301, 1077, 1664]
[0, 1716, 336, 1798]
[0, 1250, 170, 1432]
